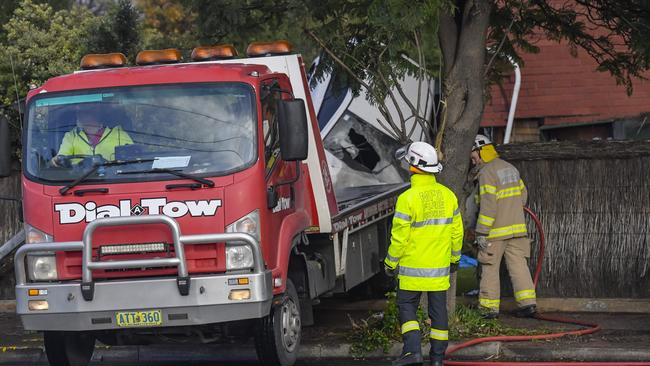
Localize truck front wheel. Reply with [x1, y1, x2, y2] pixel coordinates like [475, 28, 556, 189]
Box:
[44, 331, 95, 366]
[255, 279, 301, 366]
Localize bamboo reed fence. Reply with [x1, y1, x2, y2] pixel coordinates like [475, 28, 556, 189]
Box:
[499, 140, 650, 298]
[0, 171, 21, 299]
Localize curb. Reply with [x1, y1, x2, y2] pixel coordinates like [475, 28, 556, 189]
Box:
[0, 301, 15, 313]
[1, 342, 649, 363]
[0, 347, 44, 364]
[501, 345, 650, 362]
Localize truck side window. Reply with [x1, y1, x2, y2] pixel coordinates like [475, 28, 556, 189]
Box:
[262, 83, 281, 173]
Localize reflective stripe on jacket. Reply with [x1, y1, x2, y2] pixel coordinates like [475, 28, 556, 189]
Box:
[58, 126, 133, 161]
[384, 174, 463, 292]
[475, 157, 527, 240]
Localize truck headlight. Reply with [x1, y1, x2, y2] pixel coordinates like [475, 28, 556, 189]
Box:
[26, 254, 58, 281]
[225, 210, 259, 270]
[25, 224, 53, 244]
[226, 209, 260, 241]
[225, 246, 254, 270]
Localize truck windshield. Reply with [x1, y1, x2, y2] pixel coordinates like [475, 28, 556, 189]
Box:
[24, 83, 256, 184]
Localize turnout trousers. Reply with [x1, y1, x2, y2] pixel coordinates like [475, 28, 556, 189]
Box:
[478, 236, 536, 312]
[397, 289, 448, 361]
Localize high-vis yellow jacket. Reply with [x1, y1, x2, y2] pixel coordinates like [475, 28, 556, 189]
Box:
[384, 174, 463, 291]
[475, 157, 528, 240]
[58, 126, 133, 162]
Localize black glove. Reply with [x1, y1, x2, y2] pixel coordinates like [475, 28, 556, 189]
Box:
[475, 235, 489, 251]
[384, 265, 396, 277]
[52, 155, 71, 168]
[450, 262, 459, 273]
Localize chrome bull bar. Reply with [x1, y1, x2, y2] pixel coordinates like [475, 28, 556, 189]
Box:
[15, 215, 263, 301]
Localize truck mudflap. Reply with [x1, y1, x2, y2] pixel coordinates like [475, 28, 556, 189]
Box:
[14, 215, 272, 331]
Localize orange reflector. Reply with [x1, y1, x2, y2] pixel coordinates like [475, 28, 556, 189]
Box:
[246, 40, 293, 57]
[136, 49, 182, 66]
[28, 289, 48, 296]
[28, 300, 49, 311]
[191, 44, 238, 61]
[80, 53, 127, 70]
[237, 278, 249, 285]
[229, 289, 251, 301]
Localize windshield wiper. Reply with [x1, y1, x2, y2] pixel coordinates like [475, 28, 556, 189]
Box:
[117, 168, 215, 188]
[59, 159, 155, 196]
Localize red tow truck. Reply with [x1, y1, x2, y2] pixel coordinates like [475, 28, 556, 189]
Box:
[0, 42, 411, 366]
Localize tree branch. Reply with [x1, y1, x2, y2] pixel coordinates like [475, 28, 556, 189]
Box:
[485, 17, 515, 76]
[304, 28, 403, 136]
[439, 6, 459, 75]
[414, 29, 424, 131]
[376, 46, 408, 141]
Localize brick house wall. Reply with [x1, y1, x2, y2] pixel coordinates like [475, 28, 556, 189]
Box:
[483, 34, 650, 142]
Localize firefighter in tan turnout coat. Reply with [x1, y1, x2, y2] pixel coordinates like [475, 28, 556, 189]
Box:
[471, 135, 537, 319]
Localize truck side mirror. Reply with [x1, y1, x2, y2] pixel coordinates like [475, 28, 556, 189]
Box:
[277, 99, 308, 161]
[0, 115, 12, 178]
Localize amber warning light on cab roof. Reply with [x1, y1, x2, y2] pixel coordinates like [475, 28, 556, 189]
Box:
[246, 40, 293, 57]
[136, 49, 182, 66]
[191, 44, 238, 61]
[80, 53, 127, 70]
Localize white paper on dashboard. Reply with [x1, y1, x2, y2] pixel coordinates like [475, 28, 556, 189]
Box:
[152, 156, 191, 169]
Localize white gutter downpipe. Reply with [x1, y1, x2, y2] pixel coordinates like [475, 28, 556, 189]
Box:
[503, 57, 521, 144]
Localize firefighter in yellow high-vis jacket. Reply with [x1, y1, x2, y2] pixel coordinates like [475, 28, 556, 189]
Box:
[471, 134, 537, 319]
[51, 105, 133, 167]
[384, 142, 463, 366]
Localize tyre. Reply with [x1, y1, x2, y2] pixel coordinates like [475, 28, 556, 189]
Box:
[44, 331, 95, 366]
[255, 279, 301, 366]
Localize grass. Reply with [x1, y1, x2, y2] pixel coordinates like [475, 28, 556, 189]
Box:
[450, 304, 542, 339]
[348, 292, 545, 358]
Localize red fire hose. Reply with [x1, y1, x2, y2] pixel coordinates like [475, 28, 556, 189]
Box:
[444, 208, 650, 366]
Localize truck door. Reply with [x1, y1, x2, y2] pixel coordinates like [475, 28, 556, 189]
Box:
[262, 79, 297, 241]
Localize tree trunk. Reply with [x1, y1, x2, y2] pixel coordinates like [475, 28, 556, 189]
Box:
[437, 0, 493, 315]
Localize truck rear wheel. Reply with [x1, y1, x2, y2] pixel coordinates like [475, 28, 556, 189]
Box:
[44, 331, 95, 366]
[255, 279, 301, 366]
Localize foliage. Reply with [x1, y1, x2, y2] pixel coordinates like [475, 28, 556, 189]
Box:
[74, 0, 115, 15]
[184, 0, 319, 61]
[0, 0, 95, 106]
[0, 0, 72, 41]
[449, 304, 542, 339]
[83, 0, 141, 60]
[136, 0, 197, 52]
[0, 0, 104, 156]
[349, 292, 544, 358]
[348, 291, 404, 357]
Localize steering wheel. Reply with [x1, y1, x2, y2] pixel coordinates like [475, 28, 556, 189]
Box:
[51, 154, 101, 169]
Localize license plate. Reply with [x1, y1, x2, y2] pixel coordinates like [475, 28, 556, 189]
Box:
[115, 310, 162, 327]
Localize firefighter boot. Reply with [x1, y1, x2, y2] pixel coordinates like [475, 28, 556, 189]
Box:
[514, 304, 537, 318]
[391, 352, 423, 366]
[478, 307, 499, 319]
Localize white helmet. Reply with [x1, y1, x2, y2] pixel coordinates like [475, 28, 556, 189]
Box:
[395, 141, 442, 173]
[473, 134, 492, 151]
